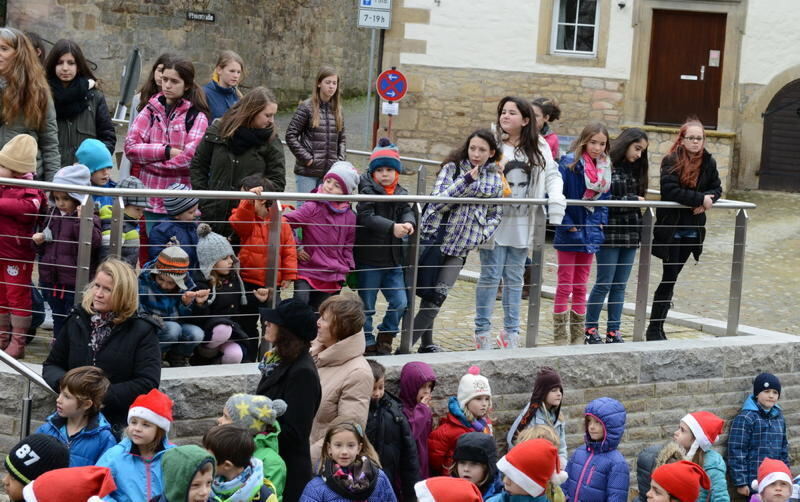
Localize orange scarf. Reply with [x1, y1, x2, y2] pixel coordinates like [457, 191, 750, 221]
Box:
[374, 171, 399, 195]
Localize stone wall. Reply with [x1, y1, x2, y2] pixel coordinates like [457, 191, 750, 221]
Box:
[9, 0, 371, 105]
[2, 332, 799, 500]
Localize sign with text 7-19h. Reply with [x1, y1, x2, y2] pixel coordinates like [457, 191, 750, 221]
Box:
[358, 9, 391, 29]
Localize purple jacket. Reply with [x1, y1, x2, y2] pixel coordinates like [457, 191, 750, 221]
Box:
[38, 207, 102, 288]
[399, 362, 437, 479]
[283, 194, 355, 283]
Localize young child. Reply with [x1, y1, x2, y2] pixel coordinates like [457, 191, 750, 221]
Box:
[20, 465, 117, 502]
[138, 245, 204, 367]
[284, 161, 358, 311]
[671, 411, 727, 502]
[516, 425, 567, 502]
[729, 373, 790, 498]
[428, 366, 493, 476]
[399, 361, 437, 480]
[299, 419, 397, 501]
[366, 360, 420, 501]
[553, 123, 611, 344]
[647, 460, 711, 502]
[487, 438, 568, 502]
[76, 138, 117, 209]
[34, 163, 101, 342]
[415, 477, 483, 502]
[99, 175, 151, 267]
[355, 138, 414, 355]
[218, 393, 287, 499]
[507, 366, 567, 466]
[532, 97, 562, 160]
[750, 458, 792, 502]
[563, 397, 628, 501]
[96, 388, 176, 502]
[148, 182, 200, 268]
[154, 444, 217, 502]
[203, 425, 278, 502]
[0, 134, 47, 359]
[35, 365, 117, 466]
[3, 434, 70, 502]
[451, 431, 503, 499]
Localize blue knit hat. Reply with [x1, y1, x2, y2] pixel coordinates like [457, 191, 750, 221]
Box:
[368, 137, 402, 174]
[75, 139, 113, 174]
[753, 373, 781, 397]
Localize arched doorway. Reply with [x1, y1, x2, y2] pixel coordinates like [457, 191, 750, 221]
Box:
[759, 79, 800, 191]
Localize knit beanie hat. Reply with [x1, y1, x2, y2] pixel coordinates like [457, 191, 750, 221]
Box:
[457, 365, 492, 409]
[75, 139, 113, 174]
[22, 466, 117, 502]
[117, 175, 152, 208]
[52, 164, 91, 205]
[651, 460, 711, 502]
[751, 458, 792, 494]
[753, 372, 781, 397]
[5, 434, 70, 486]
[224, 393, 288, 431]
[153, 245, 190, 290]
[163, 182, 200, 216]
[0, 134, 37, 174]
[196, 223, 235, 279]
[414, 476, 483, 502]
[368, 137, 402, 174]
[530, 366, 563, 415]
[324, 161, 359, 195]
[128, 388, 174, 433]
[681, 411, 724, 460]
[497, 438, 568, 497]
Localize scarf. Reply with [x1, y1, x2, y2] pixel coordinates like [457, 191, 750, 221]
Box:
[322, 456, 379, 499]
[213, 458, 265, 502]
[230, 127, 271, 155]
[581, 152, 611, 200]
[89, 311, 115, 358]
[50, 76, 90, 119]
[258, 350, 281, 379]
[373, 170, 399, 195]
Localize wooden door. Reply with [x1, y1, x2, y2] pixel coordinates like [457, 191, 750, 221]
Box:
[759, 79, 800, 191]
[645, 10, 726, 128]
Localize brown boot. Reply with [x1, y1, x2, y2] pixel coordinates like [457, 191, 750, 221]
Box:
[569, 311, 586, 345]
[0, 313, 9, 350]
[376, 332, 394, 355]
[5, 314, 31, 359]
[553, 311, 569, 345]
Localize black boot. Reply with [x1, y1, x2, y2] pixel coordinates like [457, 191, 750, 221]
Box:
[646, 299, 671, 341]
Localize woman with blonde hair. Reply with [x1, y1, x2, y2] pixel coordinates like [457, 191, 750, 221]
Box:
[43, 258, 161, 435]
[203, 50, 245, 120]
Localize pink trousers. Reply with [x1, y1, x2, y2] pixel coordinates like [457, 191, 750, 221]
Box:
[554, 250, 593, 314]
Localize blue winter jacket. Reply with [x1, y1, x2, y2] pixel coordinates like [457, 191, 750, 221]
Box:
[486, 493, 548, 502]
[727, 394, 789, 488]
[96, 436, 176, 502]
[93, 179, 118, 209]
[147, 219, 199, 269]
[203, 80, 239, 121]
[481, 472, 504, 499]
[35, 411, 117, 467]
[298, 470, 397, 501]
[554, 154, 609, 254]
[563, 397, 628, 502]
[138, 260, 195, 320]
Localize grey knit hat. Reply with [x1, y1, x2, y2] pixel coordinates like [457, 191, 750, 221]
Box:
[324, 161, 360, 195]
[163, 183, 199, 217]
[117, 176, 152, 208]
[52, 164, 91, 205]
[196, 223, 235, 279]
[224, 393, 287, 430]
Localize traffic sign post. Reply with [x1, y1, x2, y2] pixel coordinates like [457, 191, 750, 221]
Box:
[376, 67, 407, 138]
[358, 0, 392, 149]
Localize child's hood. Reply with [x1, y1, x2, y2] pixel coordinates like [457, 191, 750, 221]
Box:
[742, 394, 782, 415]
[583, 397, 626, 452]
[254, 421, 282, 452]
[452, 431, 499, 490]
[399, 361, 437, 410]
[160, 445, 216, 502]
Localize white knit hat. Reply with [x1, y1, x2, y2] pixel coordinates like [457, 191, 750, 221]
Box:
[457, 365, 492, 409]
[324, 161, 359, 195]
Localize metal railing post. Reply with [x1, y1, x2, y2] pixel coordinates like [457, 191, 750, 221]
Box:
[727, 209, 749, 336]
[74, 196, 95, 304]
[633, 208, 655, 342]
[415, 164, 427, 196]
[108, 196, 125, 259]
[21, 380, 31, 439]
[266, 201, 282, 308]
[398, 202, 423, 354]
[525, 205, 547, 348]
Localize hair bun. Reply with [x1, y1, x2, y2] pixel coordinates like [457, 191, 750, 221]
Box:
[468, 365, 481, 375]
[377, 137, 391, 147]
[197, 223, 212, 238]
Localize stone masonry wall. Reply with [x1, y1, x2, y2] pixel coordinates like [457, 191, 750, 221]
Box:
[1, 333, 798, 500]
[9, 0, 370, 105]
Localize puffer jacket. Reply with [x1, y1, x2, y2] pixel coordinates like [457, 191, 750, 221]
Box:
[399, 361, 436, 479]
[54, 87, 116, 167]
[254, 424, 287, 501]
[37, 206, 102, 289]
[190, 121, 286, 237]
[636, 441, 728, 502]
[727, 394, 789, 489]
[0, 98, 60, 181]
[35, 411, 118, 467]
[563, 397, 628, 502]
[285, 99, 346, 178]
[96, 436, 175, 502]
[0, 183, 46, 260]
[428, 396, 493, 476]
[354, 173, 415, 268]
[554, 154, 609, 254]
[299, 469, 397, 502]
[147, 219, 199, 269]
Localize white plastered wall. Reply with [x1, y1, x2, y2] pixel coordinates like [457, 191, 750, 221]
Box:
[739, 0, 800, 85]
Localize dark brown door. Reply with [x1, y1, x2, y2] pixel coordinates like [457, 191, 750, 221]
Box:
[759, 79, 800, 191]
[645, 10, 726, 128]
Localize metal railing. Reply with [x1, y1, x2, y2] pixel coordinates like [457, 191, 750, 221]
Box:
[0, 348, 57, 440]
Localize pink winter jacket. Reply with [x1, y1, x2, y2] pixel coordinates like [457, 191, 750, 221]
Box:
[0, 183, 46, 261]
[124, 93, 209, 214]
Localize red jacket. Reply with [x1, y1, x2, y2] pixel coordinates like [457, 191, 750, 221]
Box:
[0, 184, 46, 261]
[229, 199, 298, 286]
[428, 398, 493, 476]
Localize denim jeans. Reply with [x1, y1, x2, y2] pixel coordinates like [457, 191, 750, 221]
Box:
[586, 247, 637, 332]
[357, 265, 408, 346]
[475, 246, 528, 337]
[295, 174, 322, 206]
[158, 321, 204, 356]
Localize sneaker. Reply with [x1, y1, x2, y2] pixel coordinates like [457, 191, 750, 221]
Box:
[476, 333, 492, 350]
[495, 330, 508, 349]
[41, 304, 54, 331]
[584, 327, 603, 345]
[605, 330, 624, 343]
[418, 344, 445, 353]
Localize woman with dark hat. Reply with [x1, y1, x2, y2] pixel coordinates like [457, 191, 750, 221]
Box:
[256, 298, 321, 502]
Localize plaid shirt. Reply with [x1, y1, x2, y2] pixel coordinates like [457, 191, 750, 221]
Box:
[604, 163, 644, 248]
[124, 93, 209, 214]
[727, 395, 790, 487]
[421, 160, 502, 257]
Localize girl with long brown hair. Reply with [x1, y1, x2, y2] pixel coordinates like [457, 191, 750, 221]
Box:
[647, 119, 721, 340]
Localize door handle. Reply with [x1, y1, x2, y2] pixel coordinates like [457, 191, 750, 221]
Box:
[700, 65, 705, 81]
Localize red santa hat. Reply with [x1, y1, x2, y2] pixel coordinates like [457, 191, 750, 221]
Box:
[751, 458, 792, 494]
[651, 460, 710, 502]
[22, 466, 116, 502]
[681, 411, 724, 460]
[414, 476, 483, 502]
[128, 389, 174, 433]
[496, 438, 568, 497]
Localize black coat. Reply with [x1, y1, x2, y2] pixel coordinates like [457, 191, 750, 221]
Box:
[42, 308, 161, 433]
[285, 100, 346, 178]
[354, 173, 416, 268]
[366, 392, 420, 501]
[652, 150, 722, 261]
[256, 351, 321, 502]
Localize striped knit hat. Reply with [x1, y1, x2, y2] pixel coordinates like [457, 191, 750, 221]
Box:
[368, 137, 402, 174]
[163, 183, 199, 217]
[153, 245, 190, 290]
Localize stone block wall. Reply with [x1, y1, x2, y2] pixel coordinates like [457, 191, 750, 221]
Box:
[2, 333, 798, 500]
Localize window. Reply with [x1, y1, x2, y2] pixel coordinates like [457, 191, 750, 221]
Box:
[551, 0, 599, 56]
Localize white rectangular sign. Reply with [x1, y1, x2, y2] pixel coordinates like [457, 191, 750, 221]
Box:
[359, 0, 392, 10]
[381, 101, 399, 115]
[358, 8, 391, 29]
[680, 74, 698, 81]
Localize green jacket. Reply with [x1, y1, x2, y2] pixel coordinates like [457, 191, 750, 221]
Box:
[254, 422, 287, 502]
[159, 445, 217, 502]
[190, 121, 286, 236]
[55, 88, 116, 167]
[0, 96, 60, 181]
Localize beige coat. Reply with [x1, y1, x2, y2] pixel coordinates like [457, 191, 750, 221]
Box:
[308, 330, 373, 468]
